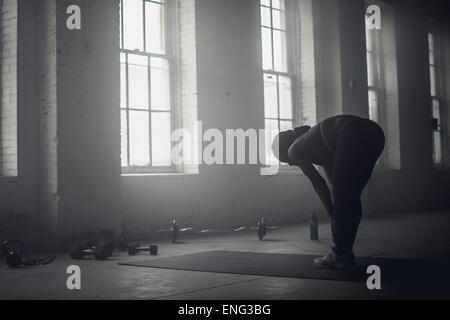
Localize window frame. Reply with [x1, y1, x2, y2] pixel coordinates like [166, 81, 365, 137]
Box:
[120, 0, 178, 174]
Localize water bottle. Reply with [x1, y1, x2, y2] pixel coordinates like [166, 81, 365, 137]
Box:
[172, 219, 179, 243]
[310, 212, 318, 240]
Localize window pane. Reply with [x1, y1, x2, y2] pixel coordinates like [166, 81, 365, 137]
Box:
[366, 30, 374, 52]
[428, 33, 434, 54]
[368, 90, 378, 123]
[272, 9, 285, 30]
[279, 76, 292, 119]
[432, 99, 441, 131]
[264, 74, 278, 118]
[151, 112, 171, 166]
[428, 43, 435, 66]
[433, 131, 442, 164]
[272, 0, 281, 10]
[150, 57, 171, 111]
[261, 0, 270, 6]
[129, 110, 150, 166]
[261, 6, 271, 28]
[280, 120, 292, 132]
[128, 54, 149, 109]
[145, 1, 165, 54]
[273, 29, 287, 72]
[432, 99, 442, 164]
[120, 110, 128, 167]
[120, 53, 127, 108]
[265, 119, 279, 165]
[430, 65, 436, 96]
[366, 51, 375, 87]
[261, 28, 273, 70]
[123, 0, 144, 51]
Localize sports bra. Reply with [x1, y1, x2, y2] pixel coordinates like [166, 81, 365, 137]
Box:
[320, 121, 334, 154]
[298, 122, 333, 165]
[293, 115, 371, 165]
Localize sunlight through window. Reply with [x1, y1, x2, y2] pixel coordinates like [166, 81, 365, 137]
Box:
[120, 0, 173, 172]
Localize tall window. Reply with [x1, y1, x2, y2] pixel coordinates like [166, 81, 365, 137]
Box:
[365, 27, 383, 124]
[260, 0, 295, 164]
[365, 2, 401, 169]
[428, 32, 444, 166]
[120, 0, 174, 173]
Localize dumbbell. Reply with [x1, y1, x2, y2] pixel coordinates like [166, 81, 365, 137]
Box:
[257, 217, 267, 240]
[2, 240, 25, 268]
[128, 243, 158, 255]
[102, 242, 114, 257]
[117, 241, 129, 252]
[2, 240, 57, 268]
[70, 241, 114, 260]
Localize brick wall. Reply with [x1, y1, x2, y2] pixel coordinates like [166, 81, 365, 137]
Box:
[1, 0, 17, 176]
[0, 0, 39, 248]
[297, 0, 317, 126]
[178, 0, 199, 173]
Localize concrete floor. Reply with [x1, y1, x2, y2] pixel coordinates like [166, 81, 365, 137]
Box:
[0, 211, 449, 300]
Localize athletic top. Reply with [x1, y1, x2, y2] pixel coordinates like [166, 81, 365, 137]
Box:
[293, 115, 363, 165]
[297, 122, 332, 165]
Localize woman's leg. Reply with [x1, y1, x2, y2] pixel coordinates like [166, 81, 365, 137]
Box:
[331, 120, 385, 254]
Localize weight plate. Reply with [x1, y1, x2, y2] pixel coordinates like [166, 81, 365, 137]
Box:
[150, 245, 158, 255]
[1, 240, 25, 256]
[70, 244, 85, 259]
[127, 245, 137, 255]
[94, 245, 108, 260]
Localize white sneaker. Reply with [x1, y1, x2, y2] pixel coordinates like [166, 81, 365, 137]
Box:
[314, 250, 356, 269]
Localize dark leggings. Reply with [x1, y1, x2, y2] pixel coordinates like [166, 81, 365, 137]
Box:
[330, 119, 385, 254]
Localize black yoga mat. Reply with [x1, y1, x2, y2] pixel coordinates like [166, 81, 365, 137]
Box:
[119, 250, 450, 286]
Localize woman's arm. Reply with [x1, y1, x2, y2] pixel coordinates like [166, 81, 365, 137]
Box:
[321, 163, 334, 195]
[288, 142, 333, 216]
[299, 161, 334, 217]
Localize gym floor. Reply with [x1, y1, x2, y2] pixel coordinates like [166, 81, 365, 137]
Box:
[0, 211, 449, 300]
